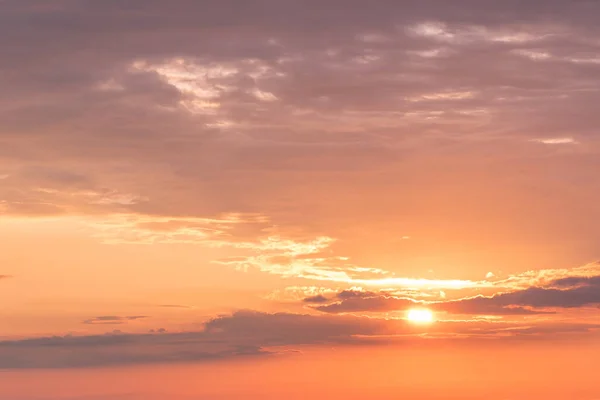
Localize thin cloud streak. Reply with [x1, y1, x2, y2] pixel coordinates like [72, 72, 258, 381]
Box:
[531, 137, 578, 145]
[82, 316, 149, 325]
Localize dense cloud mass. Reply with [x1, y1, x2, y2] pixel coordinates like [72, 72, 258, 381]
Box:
[1, 310, 598, 369]
[1, 1, 600, 281]
[1, 1, 600, 230]
[0, 311, 396, 368]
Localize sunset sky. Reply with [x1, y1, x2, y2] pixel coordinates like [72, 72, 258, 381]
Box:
[1, 1, 600, 399]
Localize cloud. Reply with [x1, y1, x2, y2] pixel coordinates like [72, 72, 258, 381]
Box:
[86, 213, 270, 245]
[265, 286, 339, 302]
[302, 294, 329, 303]
[450, 277, 600, 310]
[0, 311, 397, 369]
[433, 297, 554, 316]
[1, 309, 598, 369]
[441, 273, 600, 311]
[315, 295, 417, 314]
[214, 235, 405, 284]
[493, 263, 600, 290]
[84, 213, 406, 284]
[549, 275, 600, 289]
[202, 311, 394, 344]
[313, 292, 546, 316]
[531, 137, 578, 144]
[2, 1, 600, 223]
[311, 289, 421, 314]
[82, 316, 149, 325]
[310, 272, 600, 315]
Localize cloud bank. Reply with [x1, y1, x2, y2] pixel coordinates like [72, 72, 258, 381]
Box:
[1, 310, 598, 369]
[309, 272, 600, 315]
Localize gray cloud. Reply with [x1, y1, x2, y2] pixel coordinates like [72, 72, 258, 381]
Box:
[549, 275, 600, 289]
[453, 280, 600, 310]
[337, 290, 379, 299]
[315, 297, 416, 314]
[0, 311, 397, 368]
[434, 297, 555, 316]
[2, 1, 600, 208]
[1, 310, 598, 369]
[302, 294, 329, 303]
[313, 290, 418, 314]
[438, 274, 600, 313]
[312, 275, 600, 315]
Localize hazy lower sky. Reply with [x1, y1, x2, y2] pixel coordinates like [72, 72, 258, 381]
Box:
[1, 1, 599, 399]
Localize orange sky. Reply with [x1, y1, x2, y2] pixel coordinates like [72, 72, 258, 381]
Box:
[1, 1, 600, 399]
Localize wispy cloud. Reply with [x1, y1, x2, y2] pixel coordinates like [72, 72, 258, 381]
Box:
[493, 263, 600, 290]
[531, 137, 578, 144]
[86, 213, 270, 245]
[83, 316, 149, 325]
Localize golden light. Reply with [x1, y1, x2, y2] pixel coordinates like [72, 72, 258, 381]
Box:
[406, 308, 434, 324]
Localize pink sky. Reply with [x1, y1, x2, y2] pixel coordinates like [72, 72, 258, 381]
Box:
[1, 1, 599, 399]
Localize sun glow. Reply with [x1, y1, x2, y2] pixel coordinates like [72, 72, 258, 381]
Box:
[407, 308, 434, 324]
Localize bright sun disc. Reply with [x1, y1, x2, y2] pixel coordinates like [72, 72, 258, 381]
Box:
[407, 309, 434, 324]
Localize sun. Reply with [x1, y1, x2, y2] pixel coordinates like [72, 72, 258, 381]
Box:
[407, 308, 434, 324]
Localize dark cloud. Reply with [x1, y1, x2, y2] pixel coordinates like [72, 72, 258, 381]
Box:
[315, 294, 416, 314]
[312, 276, 600, 315]
[474, 284, 600, 309]
[203, 310, 395, 345]
[82, 316, 149, 325]
[439, 274, 600, 313]
[1, 310, 597, 369]
[337, 290, 378, 299]
[302, 294, 329, 303]
[0, 311, 397, 368]
[433, 297, 554, 316]
[549, 275, 600, 289]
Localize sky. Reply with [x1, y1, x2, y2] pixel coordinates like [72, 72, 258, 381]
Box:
[1, 1, 600, 399]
